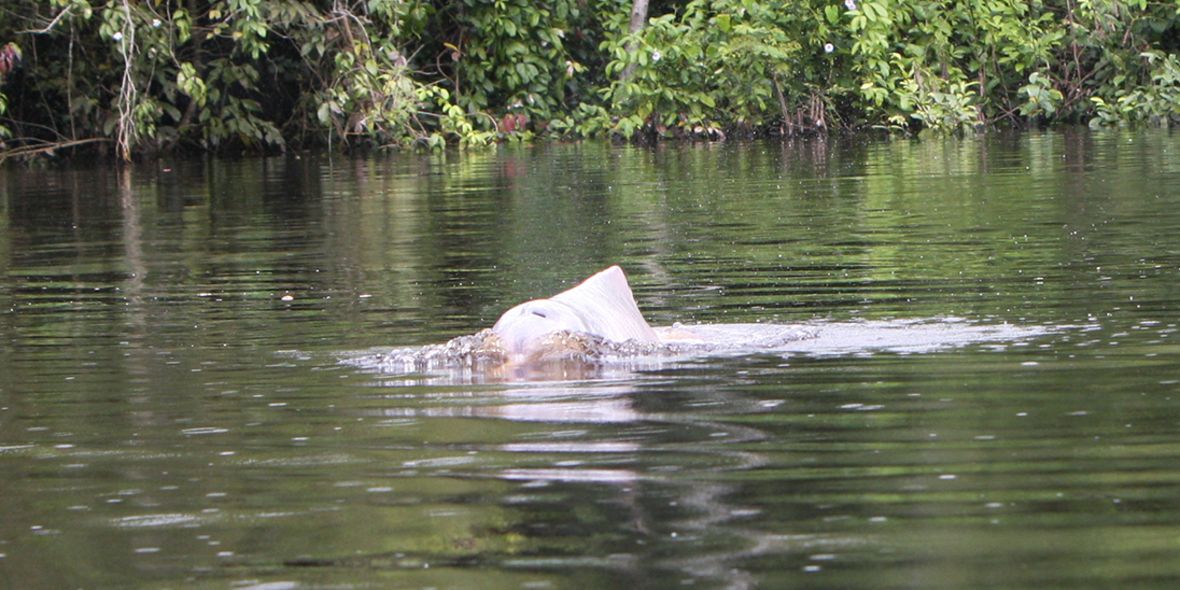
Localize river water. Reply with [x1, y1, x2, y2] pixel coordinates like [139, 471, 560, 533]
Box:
[2, 131, 1179, 589]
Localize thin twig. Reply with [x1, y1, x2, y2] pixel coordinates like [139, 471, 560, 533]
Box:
[0, 138, 112, 161]
[17, 6, 72, 35]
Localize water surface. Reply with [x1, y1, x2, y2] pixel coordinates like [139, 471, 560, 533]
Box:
[3, 131, 1180, 589]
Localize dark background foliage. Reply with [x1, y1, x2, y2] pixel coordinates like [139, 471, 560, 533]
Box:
[2, 0, 1179, 158]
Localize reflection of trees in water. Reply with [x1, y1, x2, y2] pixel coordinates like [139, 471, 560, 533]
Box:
[370, 380, 791, 589]
[354, 316, 1049, 586]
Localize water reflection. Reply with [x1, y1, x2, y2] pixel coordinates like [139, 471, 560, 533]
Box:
[358, 369, 788, 589]
[2, 132, 1180, 589]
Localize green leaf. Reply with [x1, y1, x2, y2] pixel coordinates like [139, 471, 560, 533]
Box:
[718, 14, 732, 33]
[824, 5, 841, 25]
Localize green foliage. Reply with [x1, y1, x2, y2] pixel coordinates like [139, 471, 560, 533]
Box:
[1090, 51, 1180, 128]
[834, 0, 1180, 131]
[5, 0, 1180, 156]
[451, 0, 579, 119]
[0, 42, 20, 137]
[593, 0, 826, 139]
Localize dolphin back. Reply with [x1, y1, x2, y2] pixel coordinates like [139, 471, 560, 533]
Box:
[491, 266, 659, 356]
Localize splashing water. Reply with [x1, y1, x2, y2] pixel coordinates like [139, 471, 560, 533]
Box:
[343, 318, 1056, 381]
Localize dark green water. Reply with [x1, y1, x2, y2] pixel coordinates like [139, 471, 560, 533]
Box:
[2, 131, 1180, 590]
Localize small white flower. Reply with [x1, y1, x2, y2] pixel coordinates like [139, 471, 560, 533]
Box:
[112, 31, 123, 41]
[152, 18, 162, 28]
[652, 50, 662, 62]
[845, 0, 857, 10]
[824, 43, 835, 53]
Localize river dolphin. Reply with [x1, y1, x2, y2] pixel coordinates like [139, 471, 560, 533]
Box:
[356, 266, 1051, 381]
[491, 266, 661, 360]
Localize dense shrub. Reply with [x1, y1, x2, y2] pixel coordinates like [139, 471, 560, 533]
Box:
[2, 0, 1180, 157]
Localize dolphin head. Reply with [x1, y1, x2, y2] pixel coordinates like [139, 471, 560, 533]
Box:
[491, 298, 591, 356]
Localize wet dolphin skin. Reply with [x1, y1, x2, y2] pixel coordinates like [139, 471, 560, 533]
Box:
[491, 266, 659, 357]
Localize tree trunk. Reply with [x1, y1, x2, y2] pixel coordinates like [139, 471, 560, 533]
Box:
[176, 0, 204, 134]
[115, 0, 138, 160]
[620, 0, 649, 82]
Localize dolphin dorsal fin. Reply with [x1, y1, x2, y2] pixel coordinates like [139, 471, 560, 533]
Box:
[549, 266, 658, 343]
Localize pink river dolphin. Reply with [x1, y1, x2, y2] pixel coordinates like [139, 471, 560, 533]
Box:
[491, 265, 663, 359]
[350, 266, 1053, 381]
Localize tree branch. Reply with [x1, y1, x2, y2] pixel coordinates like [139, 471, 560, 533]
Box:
[0, 137, 112, 162]
[619, 0, 649, 82]
[17, 6, 73, 35]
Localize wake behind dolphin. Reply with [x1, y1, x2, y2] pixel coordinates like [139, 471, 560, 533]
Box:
[347, 266, 1056, 380]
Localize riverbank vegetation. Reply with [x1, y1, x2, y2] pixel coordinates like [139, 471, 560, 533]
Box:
[2, 0, 1180, 158]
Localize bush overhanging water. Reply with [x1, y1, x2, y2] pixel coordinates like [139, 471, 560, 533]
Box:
[2, 0, 1180, 158]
